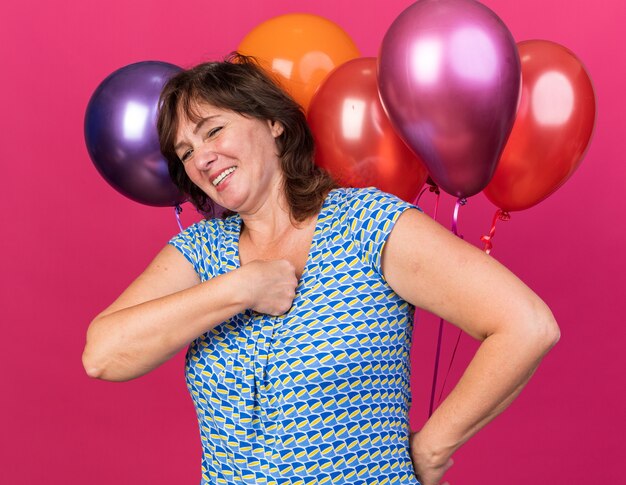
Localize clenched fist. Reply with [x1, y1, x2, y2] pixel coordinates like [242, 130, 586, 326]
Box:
[239, 259, 299, 315]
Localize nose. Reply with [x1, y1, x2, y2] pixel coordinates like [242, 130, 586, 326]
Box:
[193, 142, 217, 171]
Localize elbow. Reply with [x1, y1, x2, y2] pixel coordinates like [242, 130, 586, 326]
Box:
[532, 302, 560, 354]
[82, 335, 112, 380]
[82, 346, 105, 380]
[546, 316, 561, 348]
[82, 328, 149, 383]
[82, 346, 133, 382]
[82, 318, 125, 382]
[82, 317, 107, 380]
[499, 300, 560, 356]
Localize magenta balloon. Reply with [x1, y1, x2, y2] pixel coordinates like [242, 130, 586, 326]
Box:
[84, 61, 185, 207]
[378, 0, 521, 198]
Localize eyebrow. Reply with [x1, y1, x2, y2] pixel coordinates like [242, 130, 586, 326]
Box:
[174, 115, 219, 152]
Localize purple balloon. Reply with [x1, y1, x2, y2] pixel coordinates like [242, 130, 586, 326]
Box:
[378, 0, 521, 198]
[85, 61, 185, 207]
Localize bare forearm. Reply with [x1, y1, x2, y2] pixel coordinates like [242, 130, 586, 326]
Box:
[83, 269, 247, 382]
[413, 316, 559, 467]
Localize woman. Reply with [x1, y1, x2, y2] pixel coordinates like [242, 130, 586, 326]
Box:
[82, 54, 560, 485]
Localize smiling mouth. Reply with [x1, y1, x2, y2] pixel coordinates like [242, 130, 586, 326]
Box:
[212, 167, 237, 186]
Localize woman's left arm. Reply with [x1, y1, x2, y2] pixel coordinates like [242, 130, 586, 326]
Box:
[382, 209, 560, 485]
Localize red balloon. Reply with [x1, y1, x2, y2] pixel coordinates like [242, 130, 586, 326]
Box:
[308, 57, 428, 202]
[484, 40, 596, 211]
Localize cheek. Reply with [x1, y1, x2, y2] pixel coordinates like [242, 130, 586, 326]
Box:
[183, 164, 201, 184]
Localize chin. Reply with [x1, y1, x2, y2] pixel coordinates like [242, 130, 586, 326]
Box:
[213, 191, 246, 213]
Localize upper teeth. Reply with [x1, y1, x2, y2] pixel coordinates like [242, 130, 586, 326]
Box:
[213, 167, 236, 186]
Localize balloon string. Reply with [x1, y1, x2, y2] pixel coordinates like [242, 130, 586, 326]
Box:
[414, 182, 440, 207]
[438, 210, 510, 407]
[414, 186, 429, 206]
[425, 189, 443, 417]
[437, 328, 462, 404]
[174, 205, 184, 232]
[428, 318, 444, 417]
[480, 209, 511, 255]
[428, 198, 467, 416]
[451, 197, 467, 238]
[433, 209, 512, 407]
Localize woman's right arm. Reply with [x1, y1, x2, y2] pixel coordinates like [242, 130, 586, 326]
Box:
[82, 245, 297, 382]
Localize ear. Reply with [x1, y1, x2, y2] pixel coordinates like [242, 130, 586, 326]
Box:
[269, 120, 284, 138]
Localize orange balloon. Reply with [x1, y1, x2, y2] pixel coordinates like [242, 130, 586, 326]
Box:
[484, 40, 596, 211]
[308, 57, 428, 202]
[238, 13, 360, 111]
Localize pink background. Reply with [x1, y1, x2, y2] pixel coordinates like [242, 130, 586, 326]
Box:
[1, 0, 624, 483]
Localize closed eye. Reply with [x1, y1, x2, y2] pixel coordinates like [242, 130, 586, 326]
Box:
[177, 125, 222, 162]
[206, 126, 222, 138]
[180, 148, 193, 163]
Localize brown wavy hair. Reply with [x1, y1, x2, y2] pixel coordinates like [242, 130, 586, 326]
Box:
[157, 53, 337, 221]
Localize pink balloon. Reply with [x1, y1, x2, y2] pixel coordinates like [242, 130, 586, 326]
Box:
[378, 0, 521, 198]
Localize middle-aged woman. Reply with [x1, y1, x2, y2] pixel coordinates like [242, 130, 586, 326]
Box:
[82, 54, 560, 485]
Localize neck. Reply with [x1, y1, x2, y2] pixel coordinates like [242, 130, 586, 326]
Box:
[239, 186, 301, 247]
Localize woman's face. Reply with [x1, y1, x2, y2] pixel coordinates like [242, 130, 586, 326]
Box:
[174, 102, 284, 214]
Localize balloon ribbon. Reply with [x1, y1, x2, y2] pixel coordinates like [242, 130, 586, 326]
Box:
[412, 183, 443, 417]
[174, 205, 184, 232]
[480, 209, 511, 255]
[429, 197, 466, 417]
[414, 181, 440, 207]
[451, 197, 467, 237]
[433, 204, 512, 411]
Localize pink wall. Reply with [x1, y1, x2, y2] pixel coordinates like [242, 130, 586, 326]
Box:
[1, 0, 623, 483]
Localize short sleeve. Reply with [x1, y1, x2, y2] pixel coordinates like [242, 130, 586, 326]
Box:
[168, 219, 222, 281]
[347, 187, 420, 277]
